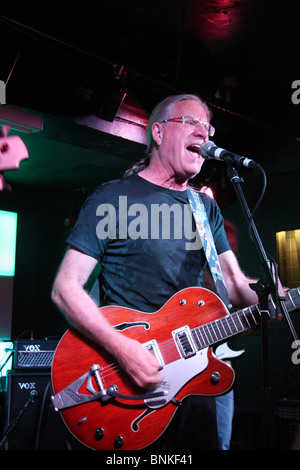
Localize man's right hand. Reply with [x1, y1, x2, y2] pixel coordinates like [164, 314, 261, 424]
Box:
[115, 335, 163, 389]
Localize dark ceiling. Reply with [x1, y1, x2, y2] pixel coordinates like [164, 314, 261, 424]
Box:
[0, 0, 299, 192]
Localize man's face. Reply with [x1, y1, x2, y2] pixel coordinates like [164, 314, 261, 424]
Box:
[154, 99, 211, 183]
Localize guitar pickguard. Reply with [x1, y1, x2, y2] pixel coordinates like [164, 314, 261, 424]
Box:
[145, 347, 209, 408]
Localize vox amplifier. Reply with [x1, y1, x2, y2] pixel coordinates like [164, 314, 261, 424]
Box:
[13, 339, 59, 370]
[3, 371, 86, 449]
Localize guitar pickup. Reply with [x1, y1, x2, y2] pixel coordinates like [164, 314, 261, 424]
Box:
[172, 326, 197, 359]
[143, 339, 165, 369]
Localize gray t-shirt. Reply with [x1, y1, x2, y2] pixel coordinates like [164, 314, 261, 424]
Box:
[67, 174, 230, 312]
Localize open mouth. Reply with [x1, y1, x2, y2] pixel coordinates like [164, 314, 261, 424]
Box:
[186, 144, 201, 156]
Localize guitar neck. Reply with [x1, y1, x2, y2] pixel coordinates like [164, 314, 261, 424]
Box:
[192, 287, 300, 350]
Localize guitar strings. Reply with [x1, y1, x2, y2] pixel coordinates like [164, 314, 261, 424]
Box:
[98, 288, 300, 384]
[99, 337, 178, 380]
[97, 314, 231, 382]
[58, 289, 299, 398]
[91, 288, 300, 383]
[98, 337, 182, 386]
[93, 311, 243, 381]
[98, 307, 256, 383]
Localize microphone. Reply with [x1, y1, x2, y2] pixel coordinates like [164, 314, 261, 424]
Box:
[200, 141, 259, 168]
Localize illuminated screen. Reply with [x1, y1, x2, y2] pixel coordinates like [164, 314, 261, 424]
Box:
[0, 210, 18, 276]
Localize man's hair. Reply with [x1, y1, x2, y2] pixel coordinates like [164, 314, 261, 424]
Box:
[124, 94, 212, 177]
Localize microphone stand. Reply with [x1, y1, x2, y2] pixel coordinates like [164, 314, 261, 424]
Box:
[0, 390, 38, 449]
[225, 162, 299, 449]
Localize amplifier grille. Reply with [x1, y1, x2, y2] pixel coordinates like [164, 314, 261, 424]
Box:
[13, 339, 59, 369]
[17, 350, 55, 368]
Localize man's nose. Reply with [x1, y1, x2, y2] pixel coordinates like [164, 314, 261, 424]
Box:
[193, 125, 209, 141]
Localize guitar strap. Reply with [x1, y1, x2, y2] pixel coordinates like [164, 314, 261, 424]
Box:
[187, 187, 232, 311]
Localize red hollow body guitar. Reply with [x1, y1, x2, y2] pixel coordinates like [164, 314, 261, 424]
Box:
[51, 286, 300, 450]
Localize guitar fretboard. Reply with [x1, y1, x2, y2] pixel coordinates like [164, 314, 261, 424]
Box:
[192, 305, 262, 350]
[191, 287, 300, 350]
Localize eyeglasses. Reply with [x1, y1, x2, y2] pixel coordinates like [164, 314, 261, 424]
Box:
[160, 116, 215, 136]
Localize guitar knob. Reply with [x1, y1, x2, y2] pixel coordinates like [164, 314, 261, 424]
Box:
[78, 416, 87, 425]
[94, 427, 105, 441]
[210, 372, 220, 384]
[114, 435, 123, 449]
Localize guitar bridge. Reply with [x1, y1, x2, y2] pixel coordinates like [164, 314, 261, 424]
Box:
[51, 364, 110, 411]
[172, 326, 197, 359]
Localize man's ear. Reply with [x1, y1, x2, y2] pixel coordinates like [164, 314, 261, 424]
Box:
[151, 122, 164, 146]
